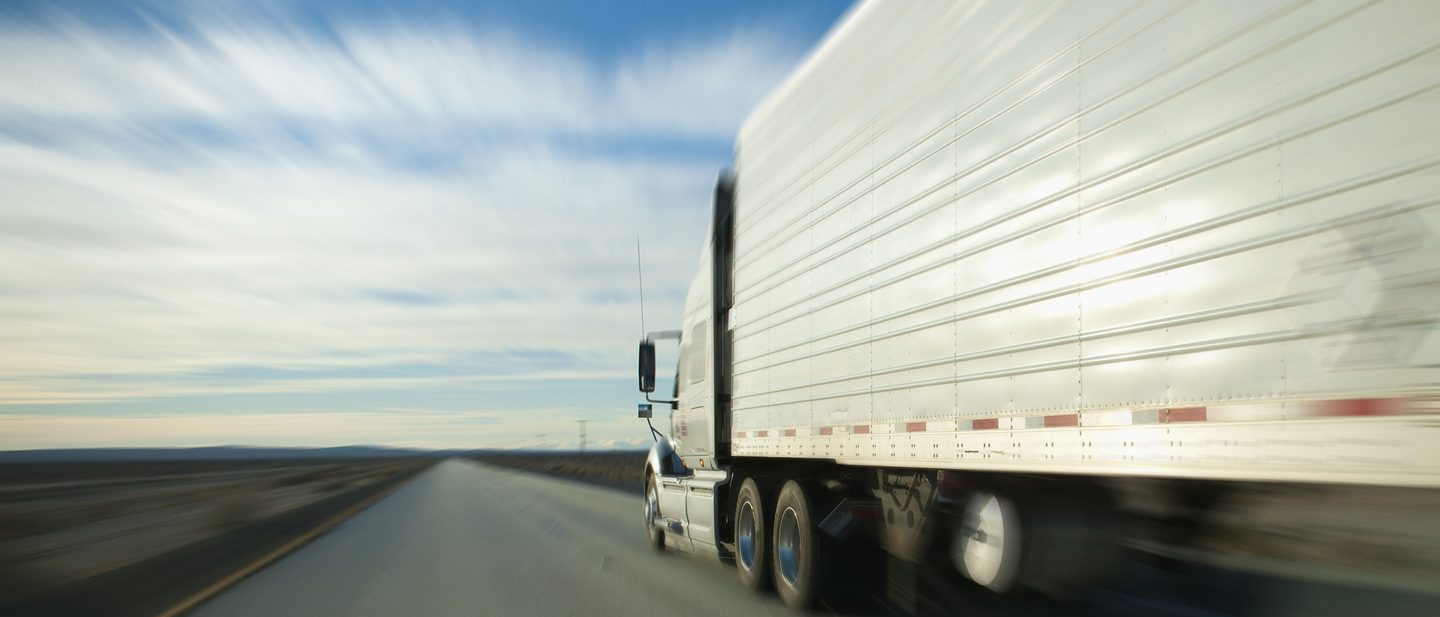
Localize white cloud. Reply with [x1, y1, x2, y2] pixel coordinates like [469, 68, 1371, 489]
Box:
[0, 408, 654, 450]
[0, 17, 799, 138]
[0, 141, 706, 390]
[0, 6, 802, 444]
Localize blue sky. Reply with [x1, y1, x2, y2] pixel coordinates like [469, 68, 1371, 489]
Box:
[0, 0, 853, 450]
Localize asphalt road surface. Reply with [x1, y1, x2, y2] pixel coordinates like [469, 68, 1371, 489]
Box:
[190, 458, 794, 617]
[190, 459, 1438, 617]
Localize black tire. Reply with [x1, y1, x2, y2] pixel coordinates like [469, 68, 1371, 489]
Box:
[1022, 484, 1120, 596]
[734, 478, 771, 591]
[645, 474, 665, 552]
[772, 480, 819, 610]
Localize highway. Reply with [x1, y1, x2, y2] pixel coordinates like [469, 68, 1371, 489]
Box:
[188, 459, 1439, 617]
[189, 459, 794, 617]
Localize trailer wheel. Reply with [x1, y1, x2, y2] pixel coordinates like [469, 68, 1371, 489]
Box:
[952, 490, 1022, 592]
[644, 475, 664, 552]
[734, 478, 770, 590]
[773, 480, 819, 609]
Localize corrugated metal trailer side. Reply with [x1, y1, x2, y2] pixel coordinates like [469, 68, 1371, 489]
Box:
[728, 0, 1440, 487]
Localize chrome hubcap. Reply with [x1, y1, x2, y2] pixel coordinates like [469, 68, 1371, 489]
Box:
[776, 507, 801, 587]
[737, 501, 757, 571]
[645, 485, 659, 531]
[953, 492, 1020, 591]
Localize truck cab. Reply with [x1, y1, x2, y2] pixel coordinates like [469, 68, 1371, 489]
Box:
[639, 175, 735, 559]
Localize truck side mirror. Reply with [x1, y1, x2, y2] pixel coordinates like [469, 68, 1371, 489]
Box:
[638, 340, 656, 393]
[638, 404, 653, 418]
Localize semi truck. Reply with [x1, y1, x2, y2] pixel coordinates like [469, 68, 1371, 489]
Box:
[636, 0, 1440, 610]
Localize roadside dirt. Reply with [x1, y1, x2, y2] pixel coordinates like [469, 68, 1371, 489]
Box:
[468, 451, 647, 492]
[0, 458, 432, 604]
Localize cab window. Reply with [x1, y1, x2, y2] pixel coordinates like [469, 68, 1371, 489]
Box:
[688, 321, 707, 384]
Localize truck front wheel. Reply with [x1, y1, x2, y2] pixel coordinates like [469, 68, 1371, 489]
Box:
[773, 480, 819, 609]
[645, 475, 664, 552]
[735, 478, 770, 590]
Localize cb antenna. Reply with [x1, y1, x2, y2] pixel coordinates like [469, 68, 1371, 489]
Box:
[636, 236, 646, 339]
[636, 238, 664, 443]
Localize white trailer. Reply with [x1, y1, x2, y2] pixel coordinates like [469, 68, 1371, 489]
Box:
[637, 0, 1440, 610]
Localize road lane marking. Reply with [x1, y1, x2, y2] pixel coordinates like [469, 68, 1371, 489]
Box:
[152, 467, 430, 617]
[538, 516, 567, 538]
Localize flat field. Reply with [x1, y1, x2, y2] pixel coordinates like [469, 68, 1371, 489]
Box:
[468, 451, 646, 492]
[0, 457, 430, 603]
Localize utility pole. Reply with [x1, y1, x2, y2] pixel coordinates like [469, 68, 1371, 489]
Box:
[577, 420, 587, 453]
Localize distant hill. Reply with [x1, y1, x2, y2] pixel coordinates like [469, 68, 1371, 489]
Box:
[0, 445, 455, 463]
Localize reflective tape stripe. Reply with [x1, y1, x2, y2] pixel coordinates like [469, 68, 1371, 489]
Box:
[1044, 414, 1079, 427]
[1321, 398, 1399, 416]
[731, 398, 1435, 443]
[1167, 407, 1207, 423]
[1132, 407, 1209, 425]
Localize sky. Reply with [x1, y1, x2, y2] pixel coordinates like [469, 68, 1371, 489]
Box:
[0, 0, 854, 451]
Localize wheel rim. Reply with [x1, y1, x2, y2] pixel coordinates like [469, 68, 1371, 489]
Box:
[737, 501, 757, 571]
[645, 485, 659, 532]
[955, 492, 1018, 589]
[776, 507, 801, 587]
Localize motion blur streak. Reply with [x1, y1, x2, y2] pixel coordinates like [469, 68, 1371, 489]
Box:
[188, 459, 792, 617]
[0, 0, 829, 449]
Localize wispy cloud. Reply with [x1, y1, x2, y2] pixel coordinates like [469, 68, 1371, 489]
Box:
[0, 17, 797, 142]
[0, 4, 809, 446]
[0, 407, 651, 450]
